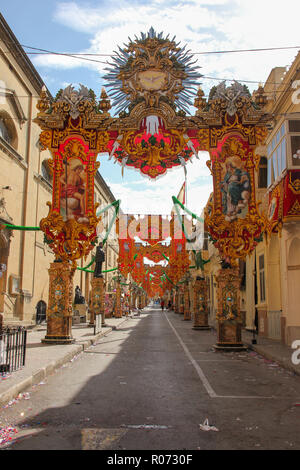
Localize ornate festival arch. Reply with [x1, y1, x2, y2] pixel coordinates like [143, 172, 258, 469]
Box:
[34, 28, 271, 346]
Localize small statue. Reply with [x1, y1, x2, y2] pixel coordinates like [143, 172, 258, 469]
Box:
[94, 242, 105, 278]
[74, 285, 85, 304]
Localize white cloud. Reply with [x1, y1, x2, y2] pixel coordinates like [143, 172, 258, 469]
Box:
[105, 152, 212, 215]
[34, 0, 300, 95]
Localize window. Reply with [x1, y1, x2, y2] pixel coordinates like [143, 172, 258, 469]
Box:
[259, 254, 266, 303]
[281, 138, 286, 170]
[291, 135, 300, 166]
[267, 123, 287, 186]
[289, 120, 300, 133]
[41, 160, 51, 183]
[258, 157, 268, 188]
[0, 118, 11, 144]
[0, 112, 18, 149]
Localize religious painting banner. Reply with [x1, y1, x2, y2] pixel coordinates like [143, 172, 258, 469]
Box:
[205, 133, 265, 260]
[40, 135, 100, 261]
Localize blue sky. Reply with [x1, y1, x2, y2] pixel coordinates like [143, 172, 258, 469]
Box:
[1, 0, 300, 215]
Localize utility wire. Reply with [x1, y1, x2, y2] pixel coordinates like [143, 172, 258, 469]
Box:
[2, 43, 300, 86]
[18, 43, 300, 56]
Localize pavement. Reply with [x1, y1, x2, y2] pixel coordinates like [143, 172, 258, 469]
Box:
[1, 308, 299, 409]
[242, 328, 300, 377]
[0, 314, 134, 408]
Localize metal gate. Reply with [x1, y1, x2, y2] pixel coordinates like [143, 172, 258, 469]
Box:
[0, 327, 27, 375]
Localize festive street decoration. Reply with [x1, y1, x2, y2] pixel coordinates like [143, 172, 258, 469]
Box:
[266, 169, 300, 237]
[116, 211, 192, 298]
[205, 134, 266, 259]
[34, 85, 108, 264]
[34, 85, 111, 343]
[103, 28, 203, 179]
[32, 27, 273, 350]
[200, 82, 270, 261]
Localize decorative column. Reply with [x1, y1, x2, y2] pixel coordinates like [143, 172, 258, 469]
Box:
[114, 281, 122, 318]
[42, 261, 75, 344]
[183, 281, 191, 321]
[89, 276, 105, 327]
[214, 266, 246, 351]
[193, 276, 210, 330]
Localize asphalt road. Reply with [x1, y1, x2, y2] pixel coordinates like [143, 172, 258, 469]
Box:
[1, 306, 300, 450]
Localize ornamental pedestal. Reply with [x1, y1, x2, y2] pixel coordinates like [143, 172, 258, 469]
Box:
[214, 267, 246, 351]
[90, 276, 105, 327]
[42, 261, 75, 344]
[183, 283, 191, 321]
[193, 277, 210, 330]
[114, 283, 122, 318]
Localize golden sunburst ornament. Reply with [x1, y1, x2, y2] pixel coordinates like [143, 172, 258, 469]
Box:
[103, 27, 202, 115]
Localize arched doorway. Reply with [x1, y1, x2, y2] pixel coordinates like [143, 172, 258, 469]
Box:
[36, 300, 47, 324]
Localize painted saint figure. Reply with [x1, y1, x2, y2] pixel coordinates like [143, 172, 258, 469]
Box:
[220, 157, 250, 222]
[60, 158, 86, 220]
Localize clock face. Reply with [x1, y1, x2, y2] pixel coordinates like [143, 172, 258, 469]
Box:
[138, 70, 166, 91]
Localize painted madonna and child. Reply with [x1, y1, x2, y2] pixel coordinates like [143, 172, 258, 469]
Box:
[220, 155, 251, 222]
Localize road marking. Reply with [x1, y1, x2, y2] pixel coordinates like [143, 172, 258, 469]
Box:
[163, 313, 294, 400]
[164, 313, 218, 398]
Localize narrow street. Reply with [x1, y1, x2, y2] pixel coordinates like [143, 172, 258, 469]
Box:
[1, 306, 300, 451]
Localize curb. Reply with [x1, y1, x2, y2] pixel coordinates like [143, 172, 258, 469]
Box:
[202, 323, 300, 377]
[0, 316, 130, 407]
[243, 340, 300, 377]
